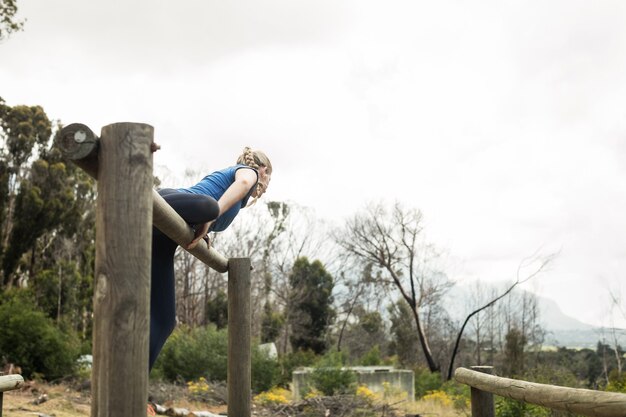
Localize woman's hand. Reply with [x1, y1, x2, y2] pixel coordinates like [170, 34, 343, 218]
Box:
[186, 221, 213, 250]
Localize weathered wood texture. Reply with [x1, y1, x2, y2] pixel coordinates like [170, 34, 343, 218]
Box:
[455, 367, 626, 417]
[469, 366, 495, 417]
[228, 258, 251, 417]
[57, 123, 228, 273]
[92, 123, 153, 417]
[0, 374, 23, 392]
[57, 123, 99, 177]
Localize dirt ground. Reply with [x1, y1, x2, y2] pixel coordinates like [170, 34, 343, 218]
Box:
[2, 381, 466, 417]
[1, 381, 228, 417]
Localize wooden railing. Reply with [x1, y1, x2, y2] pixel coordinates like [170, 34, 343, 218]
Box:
[455, 366, 626, 417]
[0, 374, 24, 417]
[58, 123, 251, 417]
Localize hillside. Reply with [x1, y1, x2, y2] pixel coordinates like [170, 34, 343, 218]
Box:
[445, 284, 626, 349]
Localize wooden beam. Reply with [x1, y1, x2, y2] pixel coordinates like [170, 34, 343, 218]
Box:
[455, 367, 626, 417]
[152, 190, 228, 272]
[57, 123, 228, 273]
[0, 375, 24, 393]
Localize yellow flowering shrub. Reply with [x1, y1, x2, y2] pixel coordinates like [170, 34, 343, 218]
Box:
[356, 384, 377, 403]
[254, 387, 291, 406]
[422, 390, 453, 407]
[187, 377, 210, 395]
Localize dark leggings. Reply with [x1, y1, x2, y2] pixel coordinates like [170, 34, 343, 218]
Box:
[149, 188, 219, 370]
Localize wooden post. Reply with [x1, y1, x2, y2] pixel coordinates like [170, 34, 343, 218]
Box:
[57, 123, 229, 273]
[91, 123, 154, 417]
[228, 258, 251, 417]
[0, 373, 3, 417]
[470, 366, 495, 417]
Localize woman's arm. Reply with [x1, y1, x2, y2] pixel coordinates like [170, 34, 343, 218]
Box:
[186, 168, 257, 249]
[216, 167, 258, 216]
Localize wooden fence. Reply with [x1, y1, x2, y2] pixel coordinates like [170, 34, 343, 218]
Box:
[0, 374, 24, 417]
[58, 122, 251, 417]
[455, 366, 626, 417]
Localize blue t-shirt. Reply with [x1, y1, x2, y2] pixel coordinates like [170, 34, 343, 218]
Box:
[179, 165, 258, 232]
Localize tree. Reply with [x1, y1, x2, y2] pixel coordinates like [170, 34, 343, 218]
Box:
[0, 101, 53, 285]
[339, 306, 387, 362]
[388, 300, 420, 366]
[260, 301, 284, 343]
[288, 257, 335, 354]
[0, 0, 25, 41]
[259, 201, 289, 343]
[335, 202, 451, 372]
[2, 156, 82, 283]
[336, 201, 554, 379]
[504, 327, 526, 377]
[607, 289, 625, 378]
[335, 262, 381, 352]
[0, 105, 97, 337]
[205, 290, 228, 329]
[446, 254, 553, 380]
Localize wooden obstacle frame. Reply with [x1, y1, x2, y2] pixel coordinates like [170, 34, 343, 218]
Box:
[58, 122, 251, 417]
[455, 366, 626, 417]
[0, 374, 24, 417]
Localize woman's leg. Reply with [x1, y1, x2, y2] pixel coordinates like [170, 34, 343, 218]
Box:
[158, 189, 220, 225]
[149, 189, 219, 370]
[149, 230, 177, 370]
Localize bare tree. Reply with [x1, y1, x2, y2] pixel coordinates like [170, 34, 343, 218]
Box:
[265, 203, 338, 354]
[607, 290, 625, 377]
[334, 201, 452, 372]
[211, 200, 336, 351]
[446, 253, 554, 380]
[334, 261, 384, 352]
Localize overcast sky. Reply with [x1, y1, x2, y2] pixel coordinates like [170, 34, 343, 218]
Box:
[2, 0, 625, 328]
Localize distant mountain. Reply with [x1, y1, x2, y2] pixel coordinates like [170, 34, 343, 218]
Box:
[536, 294, 625, 348]
[536, 295, 595, 331]
[445, 284, 626, 349]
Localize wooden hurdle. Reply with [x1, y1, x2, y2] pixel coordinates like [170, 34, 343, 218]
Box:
[0, 374, 24, 417]
[58, 122, 251, 417]
[455, 366, 626, 417]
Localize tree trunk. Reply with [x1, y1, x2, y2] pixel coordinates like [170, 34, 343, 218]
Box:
[411, 304, 439, 372]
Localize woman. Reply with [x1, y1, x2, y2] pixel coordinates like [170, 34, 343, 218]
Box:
[149, 147, 272, 370]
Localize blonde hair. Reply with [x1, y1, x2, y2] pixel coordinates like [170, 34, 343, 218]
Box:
[236, 147, 272, 205]
[236, 147, 272, 174]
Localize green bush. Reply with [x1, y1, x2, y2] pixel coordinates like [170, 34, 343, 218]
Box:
[277, 349, 317, 386]
[309, 351, 356, 396]
[495, 397, 551, 417]
[413, 366, 443, 398]
[153, 325, 228, 382]
[153, 325, 280, 392]
[606, 369, 626, 393]
[358, 345, 382, 366]
[0, 293, 80, 380]
[252, 345, 279, 393]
